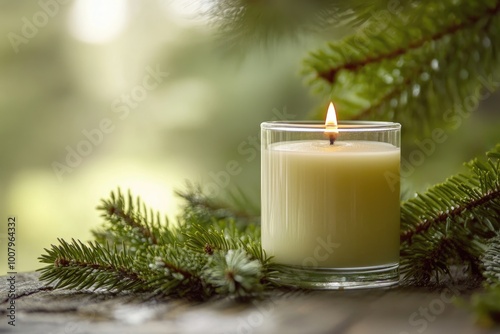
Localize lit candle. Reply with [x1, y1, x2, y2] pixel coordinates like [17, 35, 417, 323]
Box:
[261, 103, 401, 289]
[324, 102, 339, 145]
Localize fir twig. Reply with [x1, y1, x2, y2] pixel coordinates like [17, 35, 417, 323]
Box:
[204, 249, 264, 298]
[93, 189, 175, 253]
[101, 190, 158, 244]
[38, 187, 272, 300]
[176, 182, 259, 226]
[316, 2, 500, 83]
[463, 236, 500, 327]
[482, 235, 500, 286]
[304, 0, 500, 135]
[400, 144, 500, 285]
[38, 238, 147, 292]
[204, 0, 390, 50]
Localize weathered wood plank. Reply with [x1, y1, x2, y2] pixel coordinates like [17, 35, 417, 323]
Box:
[0, 273, 496, 334]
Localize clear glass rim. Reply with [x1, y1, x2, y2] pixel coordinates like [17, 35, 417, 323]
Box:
[261, 120, 401, 132]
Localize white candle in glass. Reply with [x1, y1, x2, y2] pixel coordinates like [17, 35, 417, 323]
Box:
[261, 104, 400, 269]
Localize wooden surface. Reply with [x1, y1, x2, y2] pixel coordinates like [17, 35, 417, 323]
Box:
[0, 272, 498, 334]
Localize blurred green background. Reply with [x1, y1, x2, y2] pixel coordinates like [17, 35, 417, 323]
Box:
[0, 0, 499, 274]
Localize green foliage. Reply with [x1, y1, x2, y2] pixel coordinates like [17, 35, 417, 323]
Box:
[92, 189, 175, 254]
[482, 235, 500, 286]
[176, 182, 260, 227]
[39, 144, 500, 296]
[470, 286, 500, 328]
[468, 235, 500, 327]
[37, 0, 500, 325]
[304, 0, 500, 137]
[204, 249, 264, 297]
[400, 144, 500, 285]
[38, 189, 272, 300]
[205, 0, 392, 49]
[38, 144, 500, 323]
[39, 238, 146, 292]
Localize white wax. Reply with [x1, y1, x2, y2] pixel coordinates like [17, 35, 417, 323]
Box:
[261, 140, 400, 268]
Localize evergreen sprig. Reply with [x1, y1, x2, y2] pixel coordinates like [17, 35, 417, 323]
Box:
[205, 249, 264, 297]
[38, 238, 148, 292]
[176, 182, 259, 227]
[38, 145, 500, 312]
[482, 235, 500, 286]
[38, 189, 272, 300]
[92, 189, 174, 253]
[400, 144, 500, 285]
[204, 0, 389, 49]
[304, 0, 500, 137]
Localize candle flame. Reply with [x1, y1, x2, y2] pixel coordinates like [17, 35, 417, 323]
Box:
[325, 102, 338, 144]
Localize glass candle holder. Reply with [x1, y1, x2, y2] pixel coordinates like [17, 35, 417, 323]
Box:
[261, 121, 401, 289]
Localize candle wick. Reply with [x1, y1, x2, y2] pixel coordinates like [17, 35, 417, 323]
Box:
[329, 135, 335, 145]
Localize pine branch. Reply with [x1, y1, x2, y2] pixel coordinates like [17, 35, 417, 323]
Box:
[39, 143, 500, 294]
[182, 219, 270, 268]
[400, 144, 500, 285]
[482, 235, 500, 286]
[176, 182, 259, 226]
[204, 249, 264, 297]
[101, 190, 158, 243]
[38, 143, 500, 302]
[304, 0, 500, 136]
[93, 189, 175, 253]
[453, 236, 500, 327]
[38, 239, 147, 292]
[400, 185, 500, 244]
[137, 245, 210, 299]
[183, 222, 242, 254]
[205, 0, 390, 50]
[315, 2, 500, 83]
[38, 238, 212, 299]
[38, 187, 272, 299]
